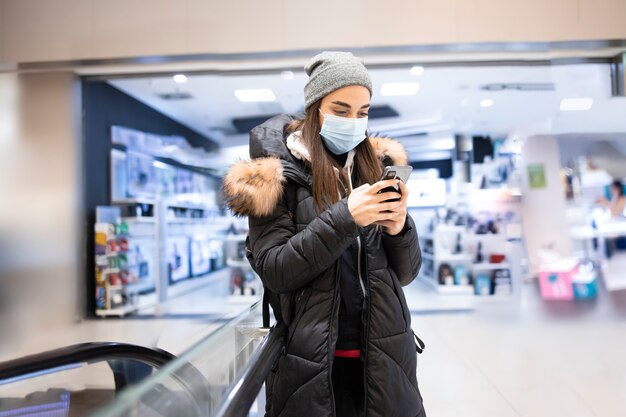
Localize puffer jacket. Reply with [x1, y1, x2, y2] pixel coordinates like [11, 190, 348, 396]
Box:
[224, 114, 425, 417]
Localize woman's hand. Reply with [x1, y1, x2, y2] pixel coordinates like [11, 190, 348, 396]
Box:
[348, 179, 403, 228]
[374, 180, 408, 235]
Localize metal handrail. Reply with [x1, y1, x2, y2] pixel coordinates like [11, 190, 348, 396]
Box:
[213, 323, 286, 417]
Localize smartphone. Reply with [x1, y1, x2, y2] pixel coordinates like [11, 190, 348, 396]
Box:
[378, 165, 413, 200]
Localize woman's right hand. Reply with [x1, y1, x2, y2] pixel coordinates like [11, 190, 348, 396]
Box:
[348, 180, 403, 227]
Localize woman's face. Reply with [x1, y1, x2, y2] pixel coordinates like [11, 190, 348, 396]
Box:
[611, 185, 620, 199]
[318, 85, 371, 124]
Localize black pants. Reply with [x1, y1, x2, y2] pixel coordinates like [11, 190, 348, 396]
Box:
[332, 357, 365, 417]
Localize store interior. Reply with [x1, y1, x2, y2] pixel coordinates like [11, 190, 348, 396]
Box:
[85, 61, 626, 319]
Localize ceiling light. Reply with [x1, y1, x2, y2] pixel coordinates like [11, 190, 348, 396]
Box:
[234, 89, 276, 102]
[410, 66, 425, 76]
[560, 98, 594, 111]
[173, 74, 187, 83]
[280, 71, 294, 80]
[480, 99, 494, 108]
[380, 82, 420, 96]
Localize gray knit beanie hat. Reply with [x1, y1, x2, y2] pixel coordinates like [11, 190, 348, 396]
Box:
[304, 51, 372, 109]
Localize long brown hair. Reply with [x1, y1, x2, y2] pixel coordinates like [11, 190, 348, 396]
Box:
[287, 99, 383, 212]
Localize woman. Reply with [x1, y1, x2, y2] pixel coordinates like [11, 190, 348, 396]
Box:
[598, 179, 626, 218]
[224, 51, 425, 417]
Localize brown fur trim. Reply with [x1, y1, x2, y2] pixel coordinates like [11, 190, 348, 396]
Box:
[368, 136, 409, 166]
[223, 157, 285, 217]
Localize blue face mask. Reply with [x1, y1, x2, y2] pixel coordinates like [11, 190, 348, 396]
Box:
[319, 110, 368, 155]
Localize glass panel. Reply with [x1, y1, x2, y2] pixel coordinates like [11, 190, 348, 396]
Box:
[92, 301, 265, 417]
[0, 359, 160, 417]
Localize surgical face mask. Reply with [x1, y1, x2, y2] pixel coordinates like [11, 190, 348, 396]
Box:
[319, 110, 368, 155]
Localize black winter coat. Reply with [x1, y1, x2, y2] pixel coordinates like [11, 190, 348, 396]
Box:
[224, 114, 426, 417]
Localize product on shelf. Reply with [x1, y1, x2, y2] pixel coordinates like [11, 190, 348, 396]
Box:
[438, 263, 454, 286]
[489, 254, 506, 264]
[475, 242, 484, 263]
[493, 269, 512, 295]
[474, 273, 492, 295]
[454, 264, 472, 286]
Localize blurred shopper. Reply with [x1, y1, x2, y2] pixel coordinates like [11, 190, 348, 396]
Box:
[597, 179, 626, 218]
[224, 52, 425, 417]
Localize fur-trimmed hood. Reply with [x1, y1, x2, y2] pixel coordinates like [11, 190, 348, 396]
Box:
[223, 115, 408, 217]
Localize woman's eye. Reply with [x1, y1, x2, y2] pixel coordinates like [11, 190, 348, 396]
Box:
[334, 111, 347, 116]
[359, 113, 369, 118]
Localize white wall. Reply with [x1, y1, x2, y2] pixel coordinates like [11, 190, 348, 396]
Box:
[1, 0, 626, 65]
[520, 135, 573, 273]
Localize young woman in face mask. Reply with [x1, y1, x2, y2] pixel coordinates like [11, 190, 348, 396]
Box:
[224, 51, 426, 417]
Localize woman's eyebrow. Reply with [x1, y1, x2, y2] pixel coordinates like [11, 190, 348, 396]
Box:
[331, 101, 352, 108]
[331, 101, 371, 109]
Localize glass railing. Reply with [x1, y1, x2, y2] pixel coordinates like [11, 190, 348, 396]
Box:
[90, 301, 280, 417]
[0, 342, 178, 416]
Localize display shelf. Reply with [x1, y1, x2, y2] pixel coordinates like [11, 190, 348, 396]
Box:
[96, 305, 137, 317]
[111, 198, 156, 206]
[470, 263, 510, 270]
[165, 201, 212, 210]
[419, 233, 434, 241]
[421, 274, 474, 295]
[464, 233, 503, 241]
[95, 292, 158, 317]
[165, 217, 211, 224]
[436, 253, 473, 262]
[122, 216, 156, 223]
[125, 281, 156, 294]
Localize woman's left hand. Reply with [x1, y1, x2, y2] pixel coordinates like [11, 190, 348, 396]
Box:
[374, 180, 408, 236]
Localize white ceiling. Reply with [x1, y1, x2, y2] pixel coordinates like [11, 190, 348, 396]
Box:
[108, 63, 626, 153]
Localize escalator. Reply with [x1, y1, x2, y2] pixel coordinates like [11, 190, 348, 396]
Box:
[0, 301, 283, 417]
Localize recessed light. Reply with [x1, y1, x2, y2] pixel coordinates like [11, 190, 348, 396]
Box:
[410, 66, 425, 76]
[281, 71, 294, 80]
[234, 89, 276, 102]
[480, 99, 494, 108]
[560, 98, 593, 111]
[173, 74, 187, 84]
[380, 82, 420, 96]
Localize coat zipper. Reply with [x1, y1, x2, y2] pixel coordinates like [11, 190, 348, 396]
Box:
[328, 262, 340, 417]
[356, 236, 366, 301]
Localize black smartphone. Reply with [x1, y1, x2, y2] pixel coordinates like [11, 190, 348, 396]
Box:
[378, 165, 413, 201]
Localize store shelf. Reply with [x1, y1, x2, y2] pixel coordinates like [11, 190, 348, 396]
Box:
[112, 198, 156, 206]
[125, 281, 156, 294]
[464, 233, 503, 241]
[165, 217, 211, 224]
[421, 274, 474, 295]
[471, 263, 510, 271]
[165, 201, 212, 210]
[122, 216, 156, 223]
[436, 253, 473, 262]
[419, 233, 434, 241]
[96, 305, 136, 317]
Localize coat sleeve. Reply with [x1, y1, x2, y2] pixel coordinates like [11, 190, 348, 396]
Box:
[247, 195, 360, 294]
[381, 214, 422, 286]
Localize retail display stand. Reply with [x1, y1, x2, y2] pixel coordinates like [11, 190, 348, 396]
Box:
[95, 200, 231, 317]
[420, 224, 514, 299]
